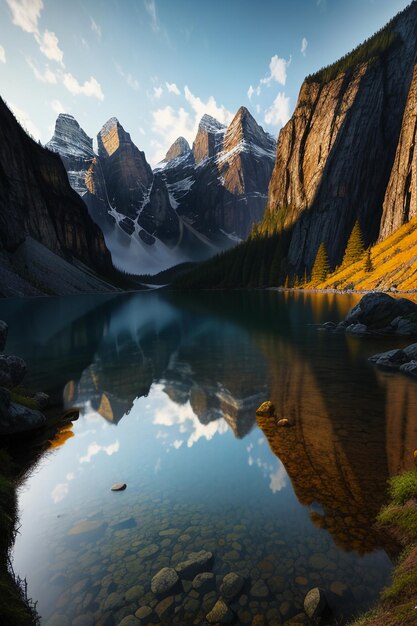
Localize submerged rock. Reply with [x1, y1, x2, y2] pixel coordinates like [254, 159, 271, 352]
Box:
[134, 606, 158, 624]
[220, 572, 245, 600]
[256, 401, 275, 417]
[175, 550, 214, 579]
[303, 587, 329, 624]
[67, 520, 107, 538]
[206, 599, 234, 624]
[151, 567, 180, 596]
[192, 572, 216, 593]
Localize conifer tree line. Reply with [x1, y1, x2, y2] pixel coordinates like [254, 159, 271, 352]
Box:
[175, 218, 372, 289]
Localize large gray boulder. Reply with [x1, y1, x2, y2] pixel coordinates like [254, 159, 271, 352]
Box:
[344, 293, 417, 330]
[0, 401, 46, 435]
[368, 349, 408, 369]
[0, 354, 27, 387]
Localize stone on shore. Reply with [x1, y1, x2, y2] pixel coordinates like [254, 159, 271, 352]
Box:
[0, 401, 46, 435]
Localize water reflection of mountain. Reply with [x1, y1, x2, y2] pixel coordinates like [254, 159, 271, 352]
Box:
[4, 290, 417, 557]
[58, 293, 268, 437]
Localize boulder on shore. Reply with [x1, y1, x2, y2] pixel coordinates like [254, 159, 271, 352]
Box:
[303, 587, 330, 624]
[322, 293, 417, 336]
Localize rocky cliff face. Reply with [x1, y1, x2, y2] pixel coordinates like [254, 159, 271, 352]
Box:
[264, 1, 417, 273]
[47, 114, 110, 223]
[380, 62, 417, 239]
[0, 97, 113, 291]
[97, 117, 153, 221]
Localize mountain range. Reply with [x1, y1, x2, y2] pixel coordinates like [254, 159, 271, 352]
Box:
[177, 0, 417, 290]
[2, 1, 417, 295]
[46, 106, 276, 275]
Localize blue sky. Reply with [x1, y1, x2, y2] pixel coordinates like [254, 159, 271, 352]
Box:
[0, 0, 411, 165]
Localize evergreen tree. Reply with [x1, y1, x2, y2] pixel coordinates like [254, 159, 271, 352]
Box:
[364, 248, 373, 273]
[342, 220, 365, 266]
[311, 243, 330, 284]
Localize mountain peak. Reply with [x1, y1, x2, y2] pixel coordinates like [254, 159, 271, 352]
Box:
[198, 114, 226, 133]
[47, 114, 94, 159]
[221, 105, 276, 159]
[165, 136, 191, 161]
[98, 117, 130, 158]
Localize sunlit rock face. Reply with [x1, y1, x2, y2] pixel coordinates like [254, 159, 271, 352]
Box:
[264, 2, 417, 272]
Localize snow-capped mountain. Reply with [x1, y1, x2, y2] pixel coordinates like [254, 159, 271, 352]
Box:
[47, 107, 276, 274]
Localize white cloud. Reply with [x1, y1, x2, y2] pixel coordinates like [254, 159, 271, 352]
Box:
[115, 63, 139, 91]
[247, 84, 260, 100]
[80, 440, 120, 464]
[6, 0, 43, 34]
[301, 37, 308, 56]
[90, 17, 101, 39]
[166, 81, 180, 95]
[7, 1, 64, 65]
[63, 72, 104, 100]
[256, 104, 261, 114]
[51, 482, 68, 503]
[9, 102, 42, 140]
[38, 29, 64, 64]
[0, 46, 6, 64]
[184, 85, 233, 126]
[144, 0, 159, 32]
[139, 126, 146, 135]
[51, 99, 65, 114]
[150, 86, 232, 164]
[153, 85, 163, 98]
[126, 74, 139, 91]
[269, 463, 287, 494]
[26, 57, 57, 83]
[264, 92, 291, 127]
[261, 55, 289, 86]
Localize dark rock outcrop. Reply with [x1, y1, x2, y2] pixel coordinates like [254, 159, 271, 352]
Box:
[0, 98, 113, 292]
[332, 293, 417, 335]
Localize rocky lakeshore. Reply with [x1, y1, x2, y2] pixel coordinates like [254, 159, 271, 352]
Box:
[319, 292, 417, 336]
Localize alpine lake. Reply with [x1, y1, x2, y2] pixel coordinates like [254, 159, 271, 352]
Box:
[2, 289, 417, 626]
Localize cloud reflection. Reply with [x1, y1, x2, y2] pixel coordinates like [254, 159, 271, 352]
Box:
[79, 440, 120, 464]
